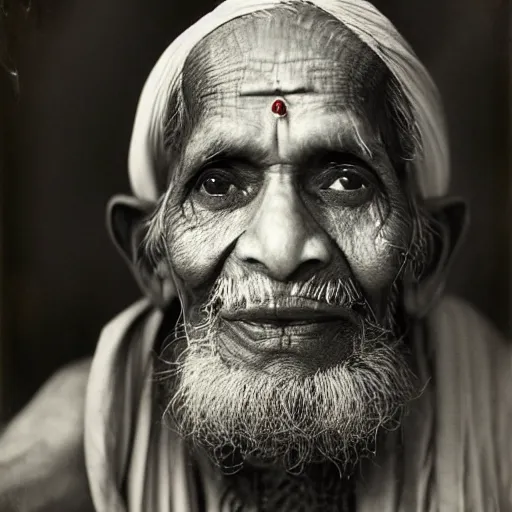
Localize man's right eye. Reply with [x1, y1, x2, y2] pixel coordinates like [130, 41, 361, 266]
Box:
[190, 168, 259, 210]
[196, 173, 238, 197]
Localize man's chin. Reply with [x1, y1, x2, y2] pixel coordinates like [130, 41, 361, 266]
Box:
[162, 337, 418, 472]
[211, 317, 366, 377]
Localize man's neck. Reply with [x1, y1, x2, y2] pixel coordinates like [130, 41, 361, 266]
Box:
[217, 459, 356, 512]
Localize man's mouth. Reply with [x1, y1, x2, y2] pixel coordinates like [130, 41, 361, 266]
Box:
[220, 296, 357, 326]
[216, 296, 359, 359]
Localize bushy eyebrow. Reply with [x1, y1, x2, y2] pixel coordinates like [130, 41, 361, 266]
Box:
[178, 130, 270, 181]
[177, 112, 389, 184]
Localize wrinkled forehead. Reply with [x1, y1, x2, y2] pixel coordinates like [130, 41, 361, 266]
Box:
[182, 5, 390, 122]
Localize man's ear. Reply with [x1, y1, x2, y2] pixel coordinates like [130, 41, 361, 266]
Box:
[404, 196, 469, 318]
[106, 195, 176, 309]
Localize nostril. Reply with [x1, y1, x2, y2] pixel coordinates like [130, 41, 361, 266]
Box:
[288, 259, 328, 282]
[303, 259, 327, 271]
[245, 257, 261, 266]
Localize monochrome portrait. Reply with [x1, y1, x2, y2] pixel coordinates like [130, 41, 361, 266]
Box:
[0, 0, 509, 510]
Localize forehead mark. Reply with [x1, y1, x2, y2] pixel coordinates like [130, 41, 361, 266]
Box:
[239, 56, 317, 96]
[275, 112, 290, 160]
[238, 55, 350, 97]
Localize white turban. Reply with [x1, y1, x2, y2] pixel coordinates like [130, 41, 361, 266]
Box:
[127, 0, 450, 203]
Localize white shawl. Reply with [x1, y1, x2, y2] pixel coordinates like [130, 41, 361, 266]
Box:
[84, 297, 511, 511]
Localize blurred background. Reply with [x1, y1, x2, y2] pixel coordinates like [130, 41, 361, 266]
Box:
[0, 0, 509, 421]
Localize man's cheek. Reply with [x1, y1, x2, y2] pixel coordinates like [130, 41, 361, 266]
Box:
[326, 206, 409, 293]
[349, 235, 402, 291]
[166, 207, 249, 288]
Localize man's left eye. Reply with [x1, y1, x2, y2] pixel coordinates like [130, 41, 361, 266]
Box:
[321, 168, 370, 192]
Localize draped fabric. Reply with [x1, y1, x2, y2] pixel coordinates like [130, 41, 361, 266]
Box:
[128, 0, 449, 203]
[84, 296, 511, 511]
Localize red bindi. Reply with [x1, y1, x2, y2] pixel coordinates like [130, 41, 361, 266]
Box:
[271, 99, 287, 117]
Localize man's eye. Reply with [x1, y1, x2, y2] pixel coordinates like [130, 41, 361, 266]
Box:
[313, 165, 376, 207]
[199, 175, 237, 196]
[195, 171, 242, 197]
[190, 168, 257, 210]
[321, 169, 370, 191]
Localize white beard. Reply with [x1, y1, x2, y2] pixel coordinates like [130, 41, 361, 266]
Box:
[163, 327, 417, 472]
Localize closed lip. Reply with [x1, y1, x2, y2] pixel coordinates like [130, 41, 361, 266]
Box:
[220, 296, 356, 325]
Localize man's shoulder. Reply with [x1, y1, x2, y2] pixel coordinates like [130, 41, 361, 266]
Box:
[428, 294, 510, 388]
[430, 294, 509, 350]
[0, 358, 95, 512]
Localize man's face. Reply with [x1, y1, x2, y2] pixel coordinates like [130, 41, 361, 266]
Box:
[157, 7, 418, 470]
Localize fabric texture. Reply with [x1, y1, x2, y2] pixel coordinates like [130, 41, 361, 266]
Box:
[84, 296, 511, 511]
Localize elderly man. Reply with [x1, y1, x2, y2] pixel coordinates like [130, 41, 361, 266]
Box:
[1, 0, 510, 510]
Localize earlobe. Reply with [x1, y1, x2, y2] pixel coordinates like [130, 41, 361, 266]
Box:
[107, 194, 176, 308]
[404, 196, 469, 318]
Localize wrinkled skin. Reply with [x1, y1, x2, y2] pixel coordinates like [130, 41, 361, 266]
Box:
[151, 4, 421, 485]
[164, 9, 414, 370]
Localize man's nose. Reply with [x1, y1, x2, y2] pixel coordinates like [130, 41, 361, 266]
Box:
[234, 179, 333, 281]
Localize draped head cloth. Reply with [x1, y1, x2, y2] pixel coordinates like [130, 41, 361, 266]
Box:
[85, 1, 510, 512]
[127, 0, 450, 204]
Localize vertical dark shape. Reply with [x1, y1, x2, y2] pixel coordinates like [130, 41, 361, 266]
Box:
[0, 0, 217, 420]
[0, 0, 32, 421]
[0, 68, 5, 419]
[375, 0, 510, 334]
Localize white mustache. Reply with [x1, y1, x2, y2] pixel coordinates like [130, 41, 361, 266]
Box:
[208, 275, 365, 313]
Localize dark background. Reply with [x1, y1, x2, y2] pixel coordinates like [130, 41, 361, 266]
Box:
[0, 0, 510, 420]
